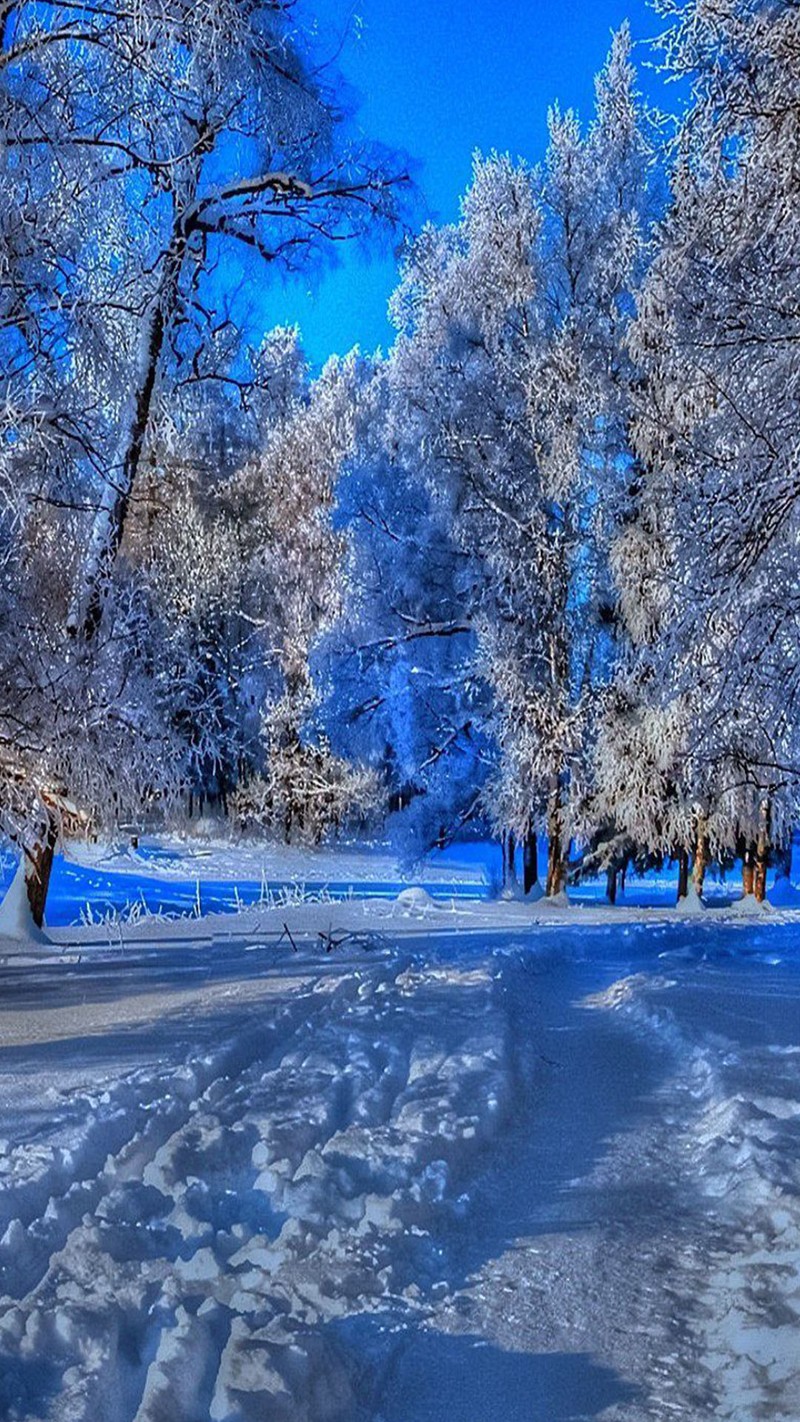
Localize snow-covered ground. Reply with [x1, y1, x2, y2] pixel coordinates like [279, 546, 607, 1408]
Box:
[4, 831, 791, 932]
[0, 907, 800, 1420]
[0, 837, 493, 932]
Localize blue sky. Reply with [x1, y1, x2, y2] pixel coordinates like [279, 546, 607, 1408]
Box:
[263, 0, 666, 365]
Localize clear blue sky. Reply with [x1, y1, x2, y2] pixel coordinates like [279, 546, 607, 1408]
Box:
[262, 0, 666, 365]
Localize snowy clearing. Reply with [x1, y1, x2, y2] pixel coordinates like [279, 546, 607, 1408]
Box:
[2, 833, 795, 957]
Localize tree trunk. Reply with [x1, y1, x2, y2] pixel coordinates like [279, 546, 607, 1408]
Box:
[546, 814, 566, 898]
[503, 831, 517, 891]
[742, 841, 756, 897]
[67, 179, 204, 639]
[24, 811, 58, 930]
[68, 291, 172, 639]
[676, 847, 689, 902]
[523, 829, 537, 895]
[692, 822, 711, 899]
[754, 801, 771, 904]
[605, 865, 617, 905]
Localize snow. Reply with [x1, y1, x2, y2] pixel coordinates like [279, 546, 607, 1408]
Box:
[678, 881, 706, 914]
[2, 843, 800, 1416]
[393, 886, 437, 915]
[0, 904, 799, 1418]
[766, 876, 800, 909]
[67, 834, 489, 889]
[4, 833, 799, 939]
[0, 858, 49, 948]
[0, 935, 519, 1419]
[582, 944, 800, 1419]
[730, 890, 771, 916]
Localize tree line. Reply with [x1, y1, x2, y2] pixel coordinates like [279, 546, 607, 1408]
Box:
[1, 0, 797, 921]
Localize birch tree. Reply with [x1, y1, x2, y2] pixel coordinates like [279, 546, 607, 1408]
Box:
[1, 1, 404, 634]
[604, 0, 800, 899]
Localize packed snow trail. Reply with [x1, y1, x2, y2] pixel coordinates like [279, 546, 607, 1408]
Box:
[0, 925, 799, 1418]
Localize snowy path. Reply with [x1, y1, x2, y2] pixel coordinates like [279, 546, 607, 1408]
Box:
[0, 926, 799, 1419]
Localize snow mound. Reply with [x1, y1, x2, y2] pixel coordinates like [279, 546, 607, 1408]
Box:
[541, 888, 571, 909]
[731, 892, 771, 915]
[498, 878, 545, 904]
[583, 973, 676, 1011]
[676, 884, 707, 915]
[0, 858, 50, 946]
[394, 887, 436, 916]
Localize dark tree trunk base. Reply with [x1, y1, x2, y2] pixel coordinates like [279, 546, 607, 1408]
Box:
[742, 841, 756, 897]
[523, 830, 537, 895]
[693, 834, 710, 899]
[502, 832, 518, 891]
[25, 814, 58, 929]
[546, 829, 566, 898]
[676, 848, 689, 902]
[754, 802, 771, 904]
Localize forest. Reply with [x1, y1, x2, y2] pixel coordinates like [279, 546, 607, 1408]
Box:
[3, 6, 800, 1420]
[0, 0, 797, 925]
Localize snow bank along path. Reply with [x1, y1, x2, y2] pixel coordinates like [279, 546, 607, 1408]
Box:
[0, 923, 800, 1419]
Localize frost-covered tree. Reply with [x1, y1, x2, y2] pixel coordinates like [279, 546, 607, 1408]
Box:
[123, 328, 307, 811]
[0, 502, 181, 924]
[318, 357, 488, 858]
[0, 0, 401, 640]
[124, 330, 380, 842]
[220, 347, 382, 841]
[0, 2, 405, 920]
[384, 151, 551, 882]
[377, 28, 654, 894]
[602, 0, 800, 900]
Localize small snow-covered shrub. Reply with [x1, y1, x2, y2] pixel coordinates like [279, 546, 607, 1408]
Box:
[231, 741, 383, 844]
